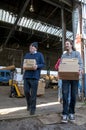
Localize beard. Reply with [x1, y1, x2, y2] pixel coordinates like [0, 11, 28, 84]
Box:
[66, 48, 69, 51]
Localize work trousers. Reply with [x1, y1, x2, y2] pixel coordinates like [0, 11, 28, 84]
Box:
[24, 78, 38, 112]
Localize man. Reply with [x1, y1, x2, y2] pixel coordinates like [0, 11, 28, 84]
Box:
[60, 39, 83, 123]
[23, 42, 45, 115]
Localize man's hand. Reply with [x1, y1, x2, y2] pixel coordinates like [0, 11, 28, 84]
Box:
[32, 65, 38, 70]
[79, 69, 83, 75]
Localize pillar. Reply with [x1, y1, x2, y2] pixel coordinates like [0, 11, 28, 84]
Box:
[61, 7, 66, 52]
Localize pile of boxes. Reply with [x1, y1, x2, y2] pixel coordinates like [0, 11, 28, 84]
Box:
[58, 58, 79, 80]
[17, 80, 24, 96]
[23, 59, 36, 70]
[17, 78, 46, 96]
[37, 78, 45, 96]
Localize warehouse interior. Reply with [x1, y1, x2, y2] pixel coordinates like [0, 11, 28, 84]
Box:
[0, 0, 73, 70]
[0, 1, 86, 126]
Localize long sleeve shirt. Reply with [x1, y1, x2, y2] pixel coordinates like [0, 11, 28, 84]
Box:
[23, 52, 45, 80]
[61, 50, 83, 71]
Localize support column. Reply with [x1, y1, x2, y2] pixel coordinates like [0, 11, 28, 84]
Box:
[61, 7, 66, 52]
[84, 42, 86, 97]
[72, 2, 79, 43]
[82, 3, 86, 97]
[72, 1, 85, 99]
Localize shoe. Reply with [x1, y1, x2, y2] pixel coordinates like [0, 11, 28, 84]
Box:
[57, 98, 63, 104]
[30, 110, 35, 115]
[69, 114, 75, 122]
[61, 115, 68, 123]
[57, 97, 61, 102]
[27, 106, 30, 111]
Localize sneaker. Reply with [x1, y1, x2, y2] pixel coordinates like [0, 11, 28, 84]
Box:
[69, 114, 75, 122]
[27, 106, 30, 111]
[27, 107, 30, 111]
[57, 97, 61, 102]
[61, 115, 68, 123]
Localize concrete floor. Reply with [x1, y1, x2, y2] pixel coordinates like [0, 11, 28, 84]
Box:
[0, 85, 62, 120]
[0, 85, 86, 128]
[0, 86, 86, 130]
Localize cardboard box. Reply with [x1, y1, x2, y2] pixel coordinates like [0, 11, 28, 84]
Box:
[59, 64, 79, 72]
[58, 72, 79, 80]
[18, 80, 24, 96]
[37, 79, 45, 96]
[62, 58, 78, 64]
[58, 58, 79, 80]
[18, 86, 24, 96]
[23, 59, 36, 70]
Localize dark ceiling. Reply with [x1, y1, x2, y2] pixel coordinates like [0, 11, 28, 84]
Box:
[0, 0, 73, 52]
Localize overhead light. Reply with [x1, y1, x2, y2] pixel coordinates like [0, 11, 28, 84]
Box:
[29, 0, 34, 12]
[29, 5, 34, 12]
[46, 43, 49, 48]
[19, 26, 22, 31]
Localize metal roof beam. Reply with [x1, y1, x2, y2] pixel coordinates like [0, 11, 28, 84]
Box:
[42, 0, 72, 12]
[4, 0, 30, 46]
[59, 0, 72, 7]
